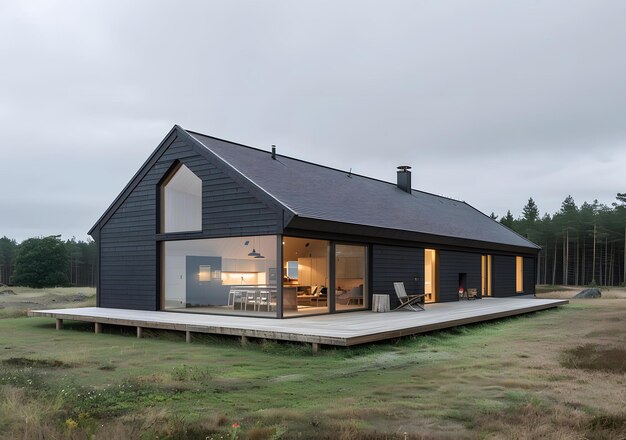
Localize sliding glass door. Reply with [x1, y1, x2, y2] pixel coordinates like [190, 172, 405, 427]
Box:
[282, 237, 330, 317]
[335, 244, 367, 311]
[282, 237, 368, 316]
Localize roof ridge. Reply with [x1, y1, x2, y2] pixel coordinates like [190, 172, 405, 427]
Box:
[185, 128, 465, 204]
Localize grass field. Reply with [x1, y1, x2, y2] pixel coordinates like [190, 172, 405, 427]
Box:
[0, 287, 624, 439]
[0, 286, 96, 319]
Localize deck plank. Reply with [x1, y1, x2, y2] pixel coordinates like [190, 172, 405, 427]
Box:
[29, 297, 568, 346]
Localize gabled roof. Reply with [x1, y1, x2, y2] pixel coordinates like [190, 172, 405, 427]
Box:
[186, 129, 540, 251]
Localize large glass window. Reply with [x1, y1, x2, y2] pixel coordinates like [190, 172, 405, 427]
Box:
[282, 237, 329, 316]
[335, 244, 367, 311]
[161, 164, 202, 233]
[516, 256, 524, 293]
[162, 236, 278, 316]
[424, 249, 438, 303]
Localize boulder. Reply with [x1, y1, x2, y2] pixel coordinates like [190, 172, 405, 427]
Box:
[574, 288, 602, 299]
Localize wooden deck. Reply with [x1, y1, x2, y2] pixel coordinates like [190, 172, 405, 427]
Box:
[29, 297, 568, 349]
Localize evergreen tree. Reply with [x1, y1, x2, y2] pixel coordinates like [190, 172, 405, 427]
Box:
[500, 210, 515, 228]
[522, 197, 539, 223]
[65, 238, 97, 286]
[0, 236, 18, 285]
[560, 195, 578, 216]
[11, 236, 69, 288]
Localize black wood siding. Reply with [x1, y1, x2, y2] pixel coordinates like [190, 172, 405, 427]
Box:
[439, 250, 481, 302]
[492, 255, 516, 297]
[371, 244, 424, 309]
[99, 136, 282, 310]
[523, 257, 535, 295]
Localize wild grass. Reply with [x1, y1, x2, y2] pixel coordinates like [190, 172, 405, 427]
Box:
[561, 343, 626, 373]
[0, 286, 96, 321]
[0, 288, 625, 438]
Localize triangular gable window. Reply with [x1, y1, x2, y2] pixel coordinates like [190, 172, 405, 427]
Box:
[161, 163, 202, 233]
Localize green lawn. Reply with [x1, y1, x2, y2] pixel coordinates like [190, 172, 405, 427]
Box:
[0, 290, 625, 439]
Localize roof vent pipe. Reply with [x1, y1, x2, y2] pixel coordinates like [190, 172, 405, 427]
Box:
[271, 145, 276, 160]
[396, 165, 412, 193]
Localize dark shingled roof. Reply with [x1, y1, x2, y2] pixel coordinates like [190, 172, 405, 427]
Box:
[187, 130, 539, 251]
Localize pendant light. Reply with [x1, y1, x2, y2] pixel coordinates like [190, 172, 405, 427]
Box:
[248, 236, 261, 257]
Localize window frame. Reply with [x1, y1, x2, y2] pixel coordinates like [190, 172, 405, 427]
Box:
[159, 162, 203, 234]
[515, 256, 524, 293]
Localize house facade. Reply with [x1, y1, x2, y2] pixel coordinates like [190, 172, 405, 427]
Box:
[89, 125, 539, 318]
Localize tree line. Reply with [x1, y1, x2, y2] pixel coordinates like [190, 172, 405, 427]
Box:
[493, 193, 626, 287]
[0, 235, 96, 288]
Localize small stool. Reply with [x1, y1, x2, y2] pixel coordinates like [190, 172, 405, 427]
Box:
[372, 294, 390, 312]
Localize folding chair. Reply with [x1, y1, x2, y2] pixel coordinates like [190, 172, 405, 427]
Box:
[393, 282, 425, 311]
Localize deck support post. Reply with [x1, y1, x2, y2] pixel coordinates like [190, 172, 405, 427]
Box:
[241, 335, 248, 346]
[136, 326, 143, 339]
[94, 322, 102, 334]
[186, 330, 191, 343]
[55, 319, 63, 330]
[312, 343, 319, 354]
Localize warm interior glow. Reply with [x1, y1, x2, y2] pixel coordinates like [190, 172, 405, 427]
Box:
[221, 272, 260, 285]
[198, 265, 211, 282]
[482, 255, 492, 296]
[335, 244, 367, 310]
[282, 237, 330, 315]
[516, 256, 523, 293]
[424, 249, 438, 303]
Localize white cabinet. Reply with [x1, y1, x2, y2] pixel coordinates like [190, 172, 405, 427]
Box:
[297, 257, 312, 285]
[311, 257, 328, 286]
[297, 257, 327, 286]
[222, 258, 265, 272]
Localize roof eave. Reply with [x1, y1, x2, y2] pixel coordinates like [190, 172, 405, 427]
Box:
[285, 215, 541, 255]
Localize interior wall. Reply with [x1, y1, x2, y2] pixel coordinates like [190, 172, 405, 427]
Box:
[164, 255, 186, 307]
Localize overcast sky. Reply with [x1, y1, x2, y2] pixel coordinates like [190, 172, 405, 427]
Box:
[1, 1, 625, 242]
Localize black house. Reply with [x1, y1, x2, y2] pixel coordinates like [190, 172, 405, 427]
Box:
[89, 125, 539, 318]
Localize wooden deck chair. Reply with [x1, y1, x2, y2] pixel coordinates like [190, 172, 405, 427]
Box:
[393, 282, 425, 311]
